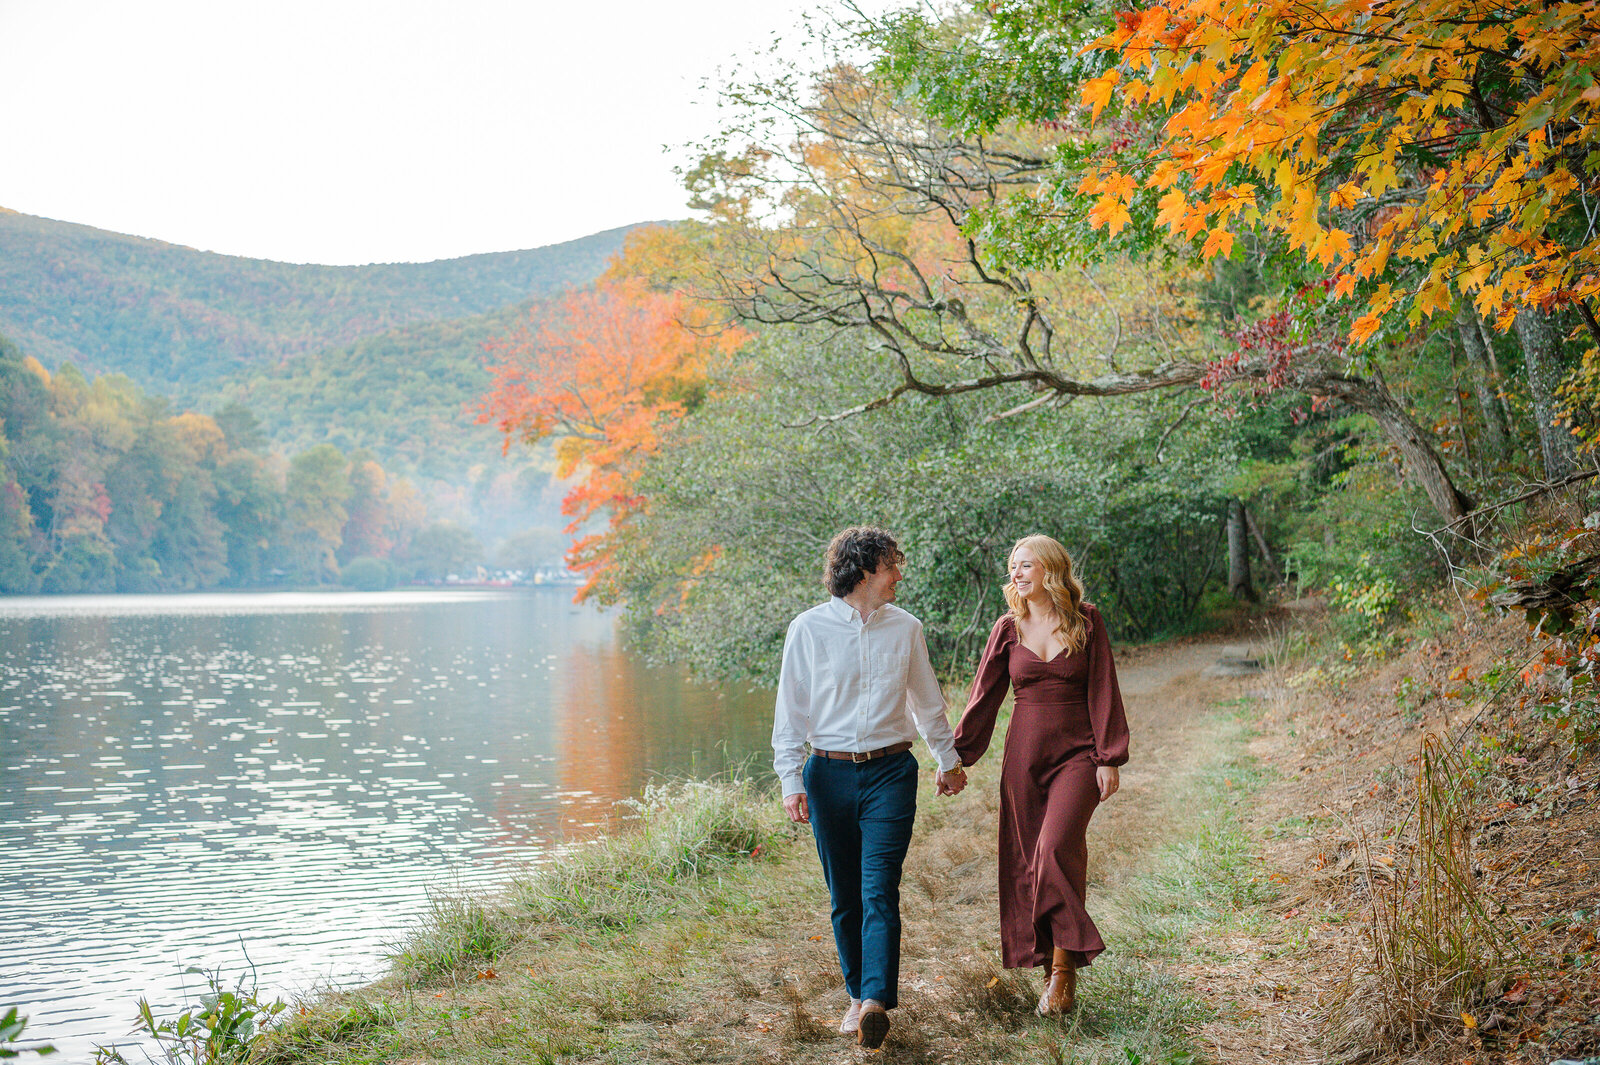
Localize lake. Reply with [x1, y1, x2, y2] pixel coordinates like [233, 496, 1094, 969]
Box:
[0, 589, 774, 1061]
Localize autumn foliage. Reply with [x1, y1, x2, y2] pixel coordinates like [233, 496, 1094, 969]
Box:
[478, 275, 746, 596]
[1081, 0, 1600, 344]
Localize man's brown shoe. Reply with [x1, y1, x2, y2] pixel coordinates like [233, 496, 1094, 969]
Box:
[838, 999, 862, 1035]
[857, 999, 890, 1048]
[1036, 948, 1077, 1016]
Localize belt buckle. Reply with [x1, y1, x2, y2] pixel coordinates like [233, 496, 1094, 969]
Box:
[851, 750, 869, 763]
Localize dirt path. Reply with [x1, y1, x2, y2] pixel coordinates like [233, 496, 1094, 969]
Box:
[1086, 635, 1269, 887]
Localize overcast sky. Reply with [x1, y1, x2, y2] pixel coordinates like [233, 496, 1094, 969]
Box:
[0, 0, 887, 265]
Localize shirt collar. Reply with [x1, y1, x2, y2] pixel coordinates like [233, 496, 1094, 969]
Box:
[828, 596, 890, 625]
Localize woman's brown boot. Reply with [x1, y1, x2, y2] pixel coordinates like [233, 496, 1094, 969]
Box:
[1036, 948, 1077, 1016]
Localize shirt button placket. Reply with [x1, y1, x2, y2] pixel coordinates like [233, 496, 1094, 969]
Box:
[858, 619, 868, 748]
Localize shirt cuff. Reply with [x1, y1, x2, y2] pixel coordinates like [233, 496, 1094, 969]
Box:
[780, 773, 806, 798]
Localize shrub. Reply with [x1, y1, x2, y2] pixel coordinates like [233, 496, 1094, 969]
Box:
[338, 556, 395, 591]
[92, 966, 286, 1065]
[506, 779, 783, 930]
[0, 1005, 56, 1057]
[1325, 737, 1526, 1055]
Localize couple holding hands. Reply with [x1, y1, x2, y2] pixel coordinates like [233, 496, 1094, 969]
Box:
[772, 526, 1131, 1049]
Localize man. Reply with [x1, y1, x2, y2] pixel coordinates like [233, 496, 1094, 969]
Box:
[772, 525, 967, 1049]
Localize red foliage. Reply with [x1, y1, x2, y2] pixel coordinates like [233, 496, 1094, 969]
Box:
[478, 279, 746, 598]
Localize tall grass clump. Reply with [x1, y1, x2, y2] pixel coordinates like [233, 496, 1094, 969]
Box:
[506, 779, 784, 931]
[1327, 736, 1527, 1057]
[389, 889, 517, 984]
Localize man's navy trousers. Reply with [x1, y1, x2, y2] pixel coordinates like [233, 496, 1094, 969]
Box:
[803, 748, 919, 1009]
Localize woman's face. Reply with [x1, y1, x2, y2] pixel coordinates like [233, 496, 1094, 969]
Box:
[1010, 546, 1046, 600]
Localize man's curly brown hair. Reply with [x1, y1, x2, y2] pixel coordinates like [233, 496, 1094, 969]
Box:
[824, 526, 905, 598]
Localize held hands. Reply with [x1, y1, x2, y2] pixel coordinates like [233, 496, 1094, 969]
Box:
[1096, 766, 1120, 802]
[935, 764, 968, 797]
[784, 793, 810, 825]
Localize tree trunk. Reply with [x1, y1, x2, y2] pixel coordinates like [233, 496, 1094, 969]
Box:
[1306, 370, 1475, 530]
[1227, 499, 1257, 602]
[1455, 304, 1512, 463]
[1513, 307, 1578, 480]
[1243, 506, 1283, 584]
[1475, 314, 1516, 433]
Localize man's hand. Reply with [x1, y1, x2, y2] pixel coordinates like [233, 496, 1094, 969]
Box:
[1096, 766, 1120, 802]
[935, 765, 967, 797]
[784, 792, 810, 824]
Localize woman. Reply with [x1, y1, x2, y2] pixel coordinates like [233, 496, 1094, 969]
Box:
[953, 534, 1130, 1016]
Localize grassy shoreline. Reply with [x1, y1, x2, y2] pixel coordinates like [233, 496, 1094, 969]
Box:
[248, 661, 1285, 1065]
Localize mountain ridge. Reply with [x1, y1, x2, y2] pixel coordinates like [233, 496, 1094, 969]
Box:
[0, 210, 655, 395]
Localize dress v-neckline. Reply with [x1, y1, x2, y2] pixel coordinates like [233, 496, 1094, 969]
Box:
[1018, 639, 1067, 666]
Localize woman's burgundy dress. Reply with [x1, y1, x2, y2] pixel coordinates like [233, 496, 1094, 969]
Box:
[953, 604, 1130, 969]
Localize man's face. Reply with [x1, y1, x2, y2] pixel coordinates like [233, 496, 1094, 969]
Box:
[862, 559, 904, 603]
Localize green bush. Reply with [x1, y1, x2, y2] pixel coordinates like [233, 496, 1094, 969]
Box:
[338, 556, 396, 591]
[92, 967, 285, 1065]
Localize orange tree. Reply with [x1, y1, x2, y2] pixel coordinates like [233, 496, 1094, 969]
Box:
[1077, 0, 1600, 477]
[477, 275, 744, 597]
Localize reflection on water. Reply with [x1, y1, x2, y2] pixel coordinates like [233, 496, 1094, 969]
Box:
[0, 590, 772, 1061]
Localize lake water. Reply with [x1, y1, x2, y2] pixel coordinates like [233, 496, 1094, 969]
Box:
[0, 589, 774, 1061]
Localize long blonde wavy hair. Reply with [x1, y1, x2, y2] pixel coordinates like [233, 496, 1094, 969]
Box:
[1002, 534, 1089, 656]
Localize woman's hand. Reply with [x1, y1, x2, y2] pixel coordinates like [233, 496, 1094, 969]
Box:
[1096, 766, 1120, 802]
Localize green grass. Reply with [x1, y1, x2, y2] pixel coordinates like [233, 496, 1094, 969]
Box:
[385, 779, 784, 988]
[501, 779, 784, 933]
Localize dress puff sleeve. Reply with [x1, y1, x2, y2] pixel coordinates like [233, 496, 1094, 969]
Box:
[953, 614, 1015, 767]
[1083, 604, 1130, 768]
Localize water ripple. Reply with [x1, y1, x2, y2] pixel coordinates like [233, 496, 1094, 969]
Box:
[0, 590, 772, 1062]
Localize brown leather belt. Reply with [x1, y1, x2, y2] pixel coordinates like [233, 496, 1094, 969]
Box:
[811, 741, 913, 763]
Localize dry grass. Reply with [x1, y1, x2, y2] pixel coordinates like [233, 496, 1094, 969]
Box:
[1203, 598, 1600, 1065]
[1325, 736, 1528, 1059]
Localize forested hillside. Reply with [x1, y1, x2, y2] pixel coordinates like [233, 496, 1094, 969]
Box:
[0, 334, 493, 593]
[213, 297, 543, 484]
[0, 209, 638, 393]
[0, 210, 648, 533]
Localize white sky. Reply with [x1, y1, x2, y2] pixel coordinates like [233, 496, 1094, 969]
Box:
[0, 0, 885, 265]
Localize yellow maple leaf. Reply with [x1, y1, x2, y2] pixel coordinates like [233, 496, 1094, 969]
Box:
[1201, 227, 1235, 258]
[1156, 189, 1188, 230]
[1350, 314, 1383, 343]
[1082, 71, 1122, 125]
[1329, 182, 1363, 210]
[1088, 195, 1133, 236]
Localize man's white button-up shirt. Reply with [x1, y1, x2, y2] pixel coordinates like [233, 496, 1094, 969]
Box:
[771, 597, 960, 798]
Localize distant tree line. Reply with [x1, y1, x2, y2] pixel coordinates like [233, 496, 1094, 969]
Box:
[0, 335, 484, 594]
